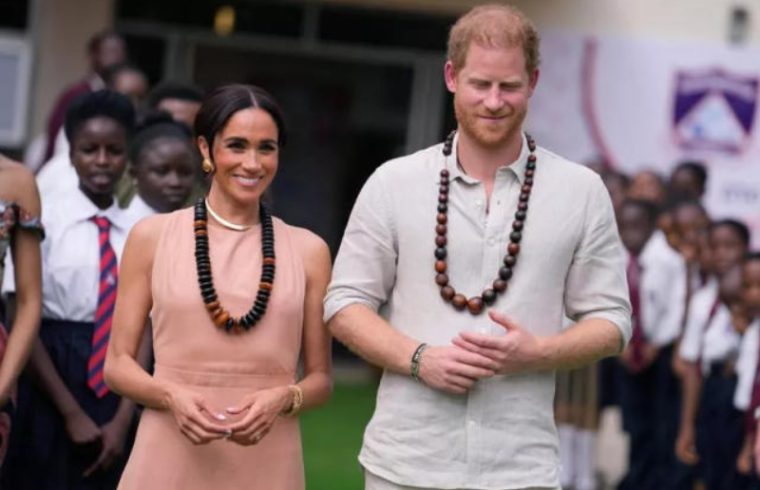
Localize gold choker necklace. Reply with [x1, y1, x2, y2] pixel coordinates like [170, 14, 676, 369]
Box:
[204, 198, 253, 231]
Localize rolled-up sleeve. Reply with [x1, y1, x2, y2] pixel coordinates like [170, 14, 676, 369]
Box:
[323, 168, 397, 323]
[564, 176, 632, 346]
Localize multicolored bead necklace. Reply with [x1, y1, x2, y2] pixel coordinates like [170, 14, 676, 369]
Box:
[193, 197, 275, 332]
[434, 131, 537, 314]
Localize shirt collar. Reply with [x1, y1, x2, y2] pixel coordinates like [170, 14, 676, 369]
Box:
[637, 230, 668, 267]
[128, 194, 158, 218]
[444, 132, 530, 185]
[66, 187, 128, 230]
[87, 74, 105, 91]
[705, 276, 719, 295]
[750, 318, 760, 334]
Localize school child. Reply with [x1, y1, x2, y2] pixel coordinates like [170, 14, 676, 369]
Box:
[616, 199, 690, 490]
[733, 253, 760, 486]
[2, 90, 138, 489]
[124, 113, 197, 223]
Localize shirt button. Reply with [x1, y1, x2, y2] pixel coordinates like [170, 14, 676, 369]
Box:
[487, 238, 495, 246]
[475, 199, 483, 207]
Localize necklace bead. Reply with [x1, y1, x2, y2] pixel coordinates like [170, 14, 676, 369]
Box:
[467, 297, 484, 315]
[434, 130, 537, 314]
[452, 294, 467, 310]
[193, 198, 275, 332]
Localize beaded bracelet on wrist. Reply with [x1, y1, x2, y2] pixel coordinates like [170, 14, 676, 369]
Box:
[194, 197, 276, 333]
[434, 131, 537, 315]
[410, 343, 428, 381]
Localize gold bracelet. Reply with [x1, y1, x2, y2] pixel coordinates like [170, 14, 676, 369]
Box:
[283, 384, 303, 416]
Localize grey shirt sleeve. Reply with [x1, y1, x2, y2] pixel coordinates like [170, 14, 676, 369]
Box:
[563, 175, 632, 346]
[323, 168, 397, 323]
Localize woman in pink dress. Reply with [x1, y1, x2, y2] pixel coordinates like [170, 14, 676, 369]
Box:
[104, 84, 333, 489]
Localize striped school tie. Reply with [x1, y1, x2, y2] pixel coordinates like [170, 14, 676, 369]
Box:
[88, 216, 118, 398]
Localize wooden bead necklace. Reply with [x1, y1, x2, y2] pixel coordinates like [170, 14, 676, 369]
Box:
[193, 197, 275, 333]
[434, 131, 537, 315]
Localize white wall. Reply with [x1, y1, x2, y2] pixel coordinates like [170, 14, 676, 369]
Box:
[514, 0, 757, 44]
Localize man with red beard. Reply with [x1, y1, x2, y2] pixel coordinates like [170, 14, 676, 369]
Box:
[325, 4, 631, 489]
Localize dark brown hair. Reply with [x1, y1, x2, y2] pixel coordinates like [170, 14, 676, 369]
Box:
[194, 84, 287, 153]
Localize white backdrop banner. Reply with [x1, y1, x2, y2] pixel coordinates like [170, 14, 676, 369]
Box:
[528, 32, 760, 247]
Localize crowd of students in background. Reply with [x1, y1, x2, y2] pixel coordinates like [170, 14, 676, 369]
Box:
[0, 30, 208, 489]
[558, 160, 760, 490]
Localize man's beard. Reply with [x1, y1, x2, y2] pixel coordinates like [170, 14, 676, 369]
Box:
[454, 98, 526, 149]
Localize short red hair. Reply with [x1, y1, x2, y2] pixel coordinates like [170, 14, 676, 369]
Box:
[447, 4, 540, 74]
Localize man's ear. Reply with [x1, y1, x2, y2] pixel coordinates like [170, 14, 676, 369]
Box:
[444, 61, 458, 94]
[527, 69, 540, 97]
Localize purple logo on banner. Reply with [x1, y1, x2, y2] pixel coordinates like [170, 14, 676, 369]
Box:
[673, 68, 758, 154]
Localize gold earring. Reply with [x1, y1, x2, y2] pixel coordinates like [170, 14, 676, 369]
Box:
[202, 159, 215, 173]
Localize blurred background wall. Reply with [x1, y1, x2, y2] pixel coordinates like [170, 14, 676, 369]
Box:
[6, 0, 759, 150]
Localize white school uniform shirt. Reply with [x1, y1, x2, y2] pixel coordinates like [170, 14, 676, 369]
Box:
[35, 151, 79, 202]
[123, 194, 158, 227]
[2, 188, 131, 322]
[735, 319, 760, 410]
[636, 231, 688, 347]
[679, 279, 741, 375]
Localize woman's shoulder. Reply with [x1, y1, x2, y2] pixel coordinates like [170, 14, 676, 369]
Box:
[0, 157, 31, 181]
[123, 209, 195, 271]
[128, 208, 191, 247]
[276, 219, 331, 266]
[278, 220, 327, 251]
[0, 158, 38, 204]
[131, 206, 192, 229]
[0, 159, 42, 228]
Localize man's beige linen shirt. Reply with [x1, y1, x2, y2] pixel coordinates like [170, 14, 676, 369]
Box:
[324, 134, 632, 489]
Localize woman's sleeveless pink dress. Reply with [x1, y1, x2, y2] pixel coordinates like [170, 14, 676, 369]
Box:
[118, 207, 306, 489]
